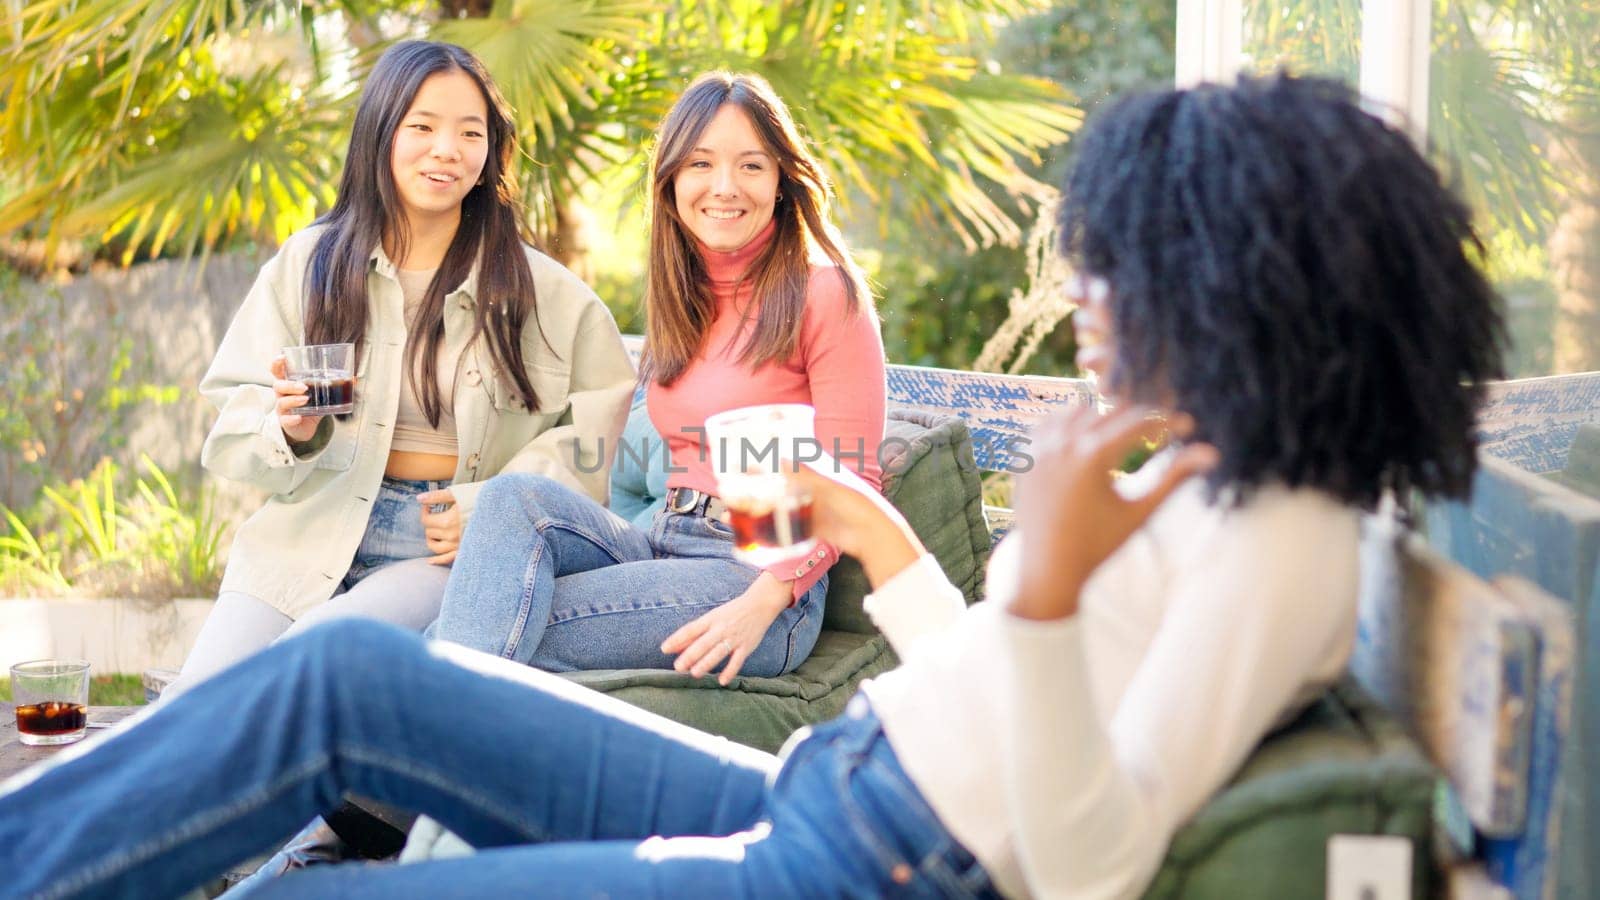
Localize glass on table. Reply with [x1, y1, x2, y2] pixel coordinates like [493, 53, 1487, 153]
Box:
[11, 659, 90, 746]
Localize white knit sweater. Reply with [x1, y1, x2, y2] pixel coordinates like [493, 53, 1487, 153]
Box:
[860, 475, 1360, 899]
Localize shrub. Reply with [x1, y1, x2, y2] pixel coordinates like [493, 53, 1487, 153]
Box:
[0, 263, 180, 509]
[0, 456, 223, 600]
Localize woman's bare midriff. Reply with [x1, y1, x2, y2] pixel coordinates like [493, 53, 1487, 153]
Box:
[385, 449, 458, 481]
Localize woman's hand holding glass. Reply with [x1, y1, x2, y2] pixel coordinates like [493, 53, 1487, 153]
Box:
[786, 460, 924, 587]
[269, 355, 324, 444]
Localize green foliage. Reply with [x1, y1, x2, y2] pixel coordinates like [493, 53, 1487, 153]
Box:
[998, 0, 1177, 116]
[864, 1, 1177, 375]
[0, 457, 225, 600]
[0, 7, 346, 264]
[865, 243, 1030, 369]
[1242, 0, 1361, 83]
[2, 0, 1078, 265]
[0, 507, 70, 594]
[127, 460, 227, 594]
[0, 264, 180, 506]
[42, 463, 120, 563]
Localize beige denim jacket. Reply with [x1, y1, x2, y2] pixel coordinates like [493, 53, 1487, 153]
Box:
[201, 225, 636, 618]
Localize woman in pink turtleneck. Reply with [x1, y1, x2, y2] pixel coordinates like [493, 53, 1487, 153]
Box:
[427, 71, 885, 682]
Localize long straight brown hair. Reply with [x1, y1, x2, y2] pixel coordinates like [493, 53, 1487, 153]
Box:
[305, 40, 543, 422]
[642, 72, 871, 386]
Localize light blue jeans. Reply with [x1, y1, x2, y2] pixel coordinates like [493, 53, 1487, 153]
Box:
[429, 473, 826, 676]
[0, 620, 1001, 899]
[172, 477, 453, 695]
[341, 477, 451, 588]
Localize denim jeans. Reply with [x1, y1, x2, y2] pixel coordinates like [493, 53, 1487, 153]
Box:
[429, 473, 826, 676]
[342, 477, 450, 589]
[170, 477, 452, 696]
[0, 620, 999, 899]
[172, 477, 454, 695]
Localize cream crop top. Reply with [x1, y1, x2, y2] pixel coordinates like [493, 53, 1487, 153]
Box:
[391, 267, 461, 456]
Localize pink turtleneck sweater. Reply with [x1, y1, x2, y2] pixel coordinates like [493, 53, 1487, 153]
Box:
[647, 221, 886, 599]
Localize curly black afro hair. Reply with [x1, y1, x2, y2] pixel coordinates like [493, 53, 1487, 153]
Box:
[1057, 74, 1506, 509]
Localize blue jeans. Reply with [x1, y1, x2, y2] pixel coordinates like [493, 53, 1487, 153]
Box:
[171, 477, 452, 696]
[430, 473, 825, 676]
[342, 477, 450, 589]
[0, 620, 999, 899]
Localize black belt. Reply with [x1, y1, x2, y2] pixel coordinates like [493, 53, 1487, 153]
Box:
[664, 487, 730, 523]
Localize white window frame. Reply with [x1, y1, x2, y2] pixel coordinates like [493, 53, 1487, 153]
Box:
[1360, 0, 1432, 145]
[1174, 0, 1432, 144]
[1175, 0, 1242, 88]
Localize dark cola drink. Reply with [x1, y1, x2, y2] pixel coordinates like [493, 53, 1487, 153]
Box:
[16, 701, 88, 744]
[725, 494, 816, 566]
[301, 375, 355, 415]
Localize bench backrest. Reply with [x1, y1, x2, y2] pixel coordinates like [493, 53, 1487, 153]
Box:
[1476, 372, 1600, 476]
[1353, 519, 1576, 900]
[1422, 454, 1600, 899]
[619, 336, 1600, 480]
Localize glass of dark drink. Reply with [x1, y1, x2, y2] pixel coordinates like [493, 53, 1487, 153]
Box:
[704, 404, 818, 566]
[283, 343, 356, 415]
[11, 659, 90, 746]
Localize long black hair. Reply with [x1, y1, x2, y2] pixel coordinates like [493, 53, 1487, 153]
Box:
[1058, 74, 1506, 509]
[306, 40, 542, 421]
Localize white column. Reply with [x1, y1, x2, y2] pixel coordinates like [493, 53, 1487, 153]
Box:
[1360, 0, 1432, 145]
[1175, 0, 1243, 88]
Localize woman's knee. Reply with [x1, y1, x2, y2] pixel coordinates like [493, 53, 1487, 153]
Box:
[475, 472, 540, 512]
[288, 618, 418, 675]
[473, 472, 575, 523]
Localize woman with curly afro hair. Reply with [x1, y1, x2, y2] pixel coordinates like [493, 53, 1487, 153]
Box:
[0, 74, 1504, 899]
[1060, 73, 1503, 510]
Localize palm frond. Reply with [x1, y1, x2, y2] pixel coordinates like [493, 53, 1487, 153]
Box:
[426, 0, 666, 239]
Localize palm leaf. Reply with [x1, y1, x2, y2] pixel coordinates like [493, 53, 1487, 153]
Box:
[4, 0, 299, 122]
[15, 60, 346, 262]
[3, 0, 1079, 262]
[428, 0, 665, 239]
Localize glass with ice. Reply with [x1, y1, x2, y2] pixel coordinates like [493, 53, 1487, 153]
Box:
[11, 659, 90, 746]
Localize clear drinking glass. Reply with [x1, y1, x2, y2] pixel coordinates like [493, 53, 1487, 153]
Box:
[704, 404, 818, 566]
[11, 659, 91, 746]
[282, 343, 356, 415]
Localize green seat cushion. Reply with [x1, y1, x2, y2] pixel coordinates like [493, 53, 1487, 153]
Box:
[824, 408, 991, 633]
[1145, 680, 1441, 898]
[561, 630, 899, 754]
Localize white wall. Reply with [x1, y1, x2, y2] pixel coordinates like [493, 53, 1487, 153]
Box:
[0, 598, 213, 675]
